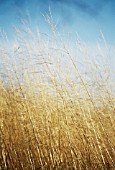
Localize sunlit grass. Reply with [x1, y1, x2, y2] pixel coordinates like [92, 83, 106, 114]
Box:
[0, 16, 115, 169]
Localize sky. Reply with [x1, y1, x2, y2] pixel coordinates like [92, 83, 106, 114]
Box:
[0, 0, 115, 44]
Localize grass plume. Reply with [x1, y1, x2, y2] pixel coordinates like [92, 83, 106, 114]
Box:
[0, 16, 115, 169]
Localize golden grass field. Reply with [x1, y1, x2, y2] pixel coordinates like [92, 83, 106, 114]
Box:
[0, 19, 115, 169]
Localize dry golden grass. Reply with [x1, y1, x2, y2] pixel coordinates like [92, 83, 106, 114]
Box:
[0, 18, 115, 169]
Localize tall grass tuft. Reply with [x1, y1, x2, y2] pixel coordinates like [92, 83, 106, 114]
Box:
[0, 16, 115, 170]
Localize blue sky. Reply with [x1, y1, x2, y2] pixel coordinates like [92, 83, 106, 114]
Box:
[0, 0, 115, 44]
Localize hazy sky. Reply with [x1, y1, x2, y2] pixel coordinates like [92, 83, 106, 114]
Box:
[0, 0, 115, 44]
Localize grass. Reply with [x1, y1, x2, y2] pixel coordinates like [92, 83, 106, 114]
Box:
[0, 17, 115, 169]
